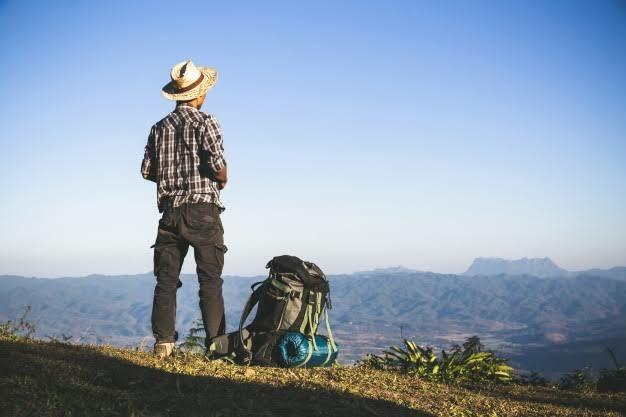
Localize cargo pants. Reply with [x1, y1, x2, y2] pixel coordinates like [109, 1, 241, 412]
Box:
[151, 202, 227, 345]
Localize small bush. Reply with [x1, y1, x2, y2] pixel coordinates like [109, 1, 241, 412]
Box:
[46, 334, 74, 344]
[597, 367, 626, 392]
[179, 317, 206, 354]
[596, 346, 626, 392]
[559, 368, 594, 391]
[0, 306, 36, 340]
[359, 336, 515, 384]
[520, 371, 550, 387]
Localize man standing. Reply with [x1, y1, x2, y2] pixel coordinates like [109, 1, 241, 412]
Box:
[141, 60, 228, 358]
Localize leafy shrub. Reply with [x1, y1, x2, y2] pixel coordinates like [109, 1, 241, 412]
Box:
[520, 371, 550, 386]
[179, 318, 206, 353]
[558, 368, 594, 391]
[597, 367, 626, 392]
[46, 334, 74, 344]
[596, 346, 626, 392]
[359, 336, 514, 384]
[0, 306, 36, 340]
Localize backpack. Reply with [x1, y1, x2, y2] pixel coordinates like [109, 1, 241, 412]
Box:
[207, 255, 338, 367]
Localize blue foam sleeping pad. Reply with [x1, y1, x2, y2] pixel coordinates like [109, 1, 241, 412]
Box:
[277, 332, 338, 367]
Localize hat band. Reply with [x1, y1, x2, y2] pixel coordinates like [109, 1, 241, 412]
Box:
[175, 72, 205, 93]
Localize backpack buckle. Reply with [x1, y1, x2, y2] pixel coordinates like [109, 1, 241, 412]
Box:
[289, 290, 301, 300]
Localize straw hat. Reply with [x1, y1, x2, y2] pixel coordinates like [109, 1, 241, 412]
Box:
[162, 60, 217, 101]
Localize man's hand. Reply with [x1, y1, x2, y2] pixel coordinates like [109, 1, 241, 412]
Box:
[210, 162, 228, 189]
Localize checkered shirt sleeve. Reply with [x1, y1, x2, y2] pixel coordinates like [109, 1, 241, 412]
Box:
[201, 115, 226, 173]
[141, 126, 156, 182]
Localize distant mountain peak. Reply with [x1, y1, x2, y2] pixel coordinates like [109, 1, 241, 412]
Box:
[464, 257, 570, 277]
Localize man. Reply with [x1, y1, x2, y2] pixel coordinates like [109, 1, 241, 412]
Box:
[141, 59, 228, 358]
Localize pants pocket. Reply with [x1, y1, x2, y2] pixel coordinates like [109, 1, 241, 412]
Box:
[158, 209, 177, 231]
[214, 243, 226, 270]
[186, 203, 218, 231]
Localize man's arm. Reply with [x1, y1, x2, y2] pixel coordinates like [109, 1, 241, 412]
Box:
[212, 162, 228, 190]
[201, 115, 228, 188]
[141, 126, 157, 183]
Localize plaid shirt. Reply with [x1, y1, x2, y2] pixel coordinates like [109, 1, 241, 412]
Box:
[141, 104, 226, 213]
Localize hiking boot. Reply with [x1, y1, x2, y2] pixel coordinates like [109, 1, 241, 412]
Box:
[154, 342, 175, 358]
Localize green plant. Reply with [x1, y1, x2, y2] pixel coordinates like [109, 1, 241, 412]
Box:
[359, 336, 515, 384]
[597, 367, 626, 392]
[559, 368, 594, 391]
[521, 371, 550, 386]
[46, 334, 74, 344]
[179, 317, 206, 353]
[0, 306, 36, 340]
[597, 346, 626, 392]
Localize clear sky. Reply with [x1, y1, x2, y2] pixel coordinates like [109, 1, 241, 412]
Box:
[0, 0, 625, 277]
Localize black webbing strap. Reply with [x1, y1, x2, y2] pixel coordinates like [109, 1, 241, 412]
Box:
[238, 281, 265, 361]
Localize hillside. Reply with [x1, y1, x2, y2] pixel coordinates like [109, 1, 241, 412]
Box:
[1, 335, 625, 417]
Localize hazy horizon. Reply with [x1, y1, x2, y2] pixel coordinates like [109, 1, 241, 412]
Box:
[1, 1, 625, 277]
[1, 256, 624, 280]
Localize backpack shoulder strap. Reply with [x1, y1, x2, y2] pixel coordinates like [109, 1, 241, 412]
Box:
[238, 281, 265, 360]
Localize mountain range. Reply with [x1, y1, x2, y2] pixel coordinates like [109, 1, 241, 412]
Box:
[1, 257, 625, 379]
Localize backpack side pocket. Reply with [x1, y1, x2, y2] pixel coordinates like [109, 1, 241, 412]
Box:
[250, 281, 289, 332]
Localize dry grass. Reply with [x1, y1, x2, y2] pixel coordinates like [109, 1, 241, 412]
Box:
[0, 335, 624, 417]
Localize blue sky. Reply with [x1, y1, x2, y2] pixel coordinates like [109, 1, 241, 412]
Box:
[0, 0, 625, 277]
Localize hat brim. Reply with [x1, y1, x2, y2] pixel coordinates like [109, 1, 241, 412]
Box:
[162, 67, 217, 101]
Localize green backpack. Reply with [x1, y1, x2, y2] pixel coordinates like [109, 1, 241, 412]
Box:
[208, 255, 338, 367]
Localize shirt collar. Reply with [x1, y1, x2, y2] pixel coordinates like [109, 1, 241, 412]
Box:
[175, 104, 200, 112]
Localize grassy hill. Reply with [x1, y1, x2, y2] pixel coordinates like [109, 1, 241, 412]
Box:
[1, 334, 625, 417]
